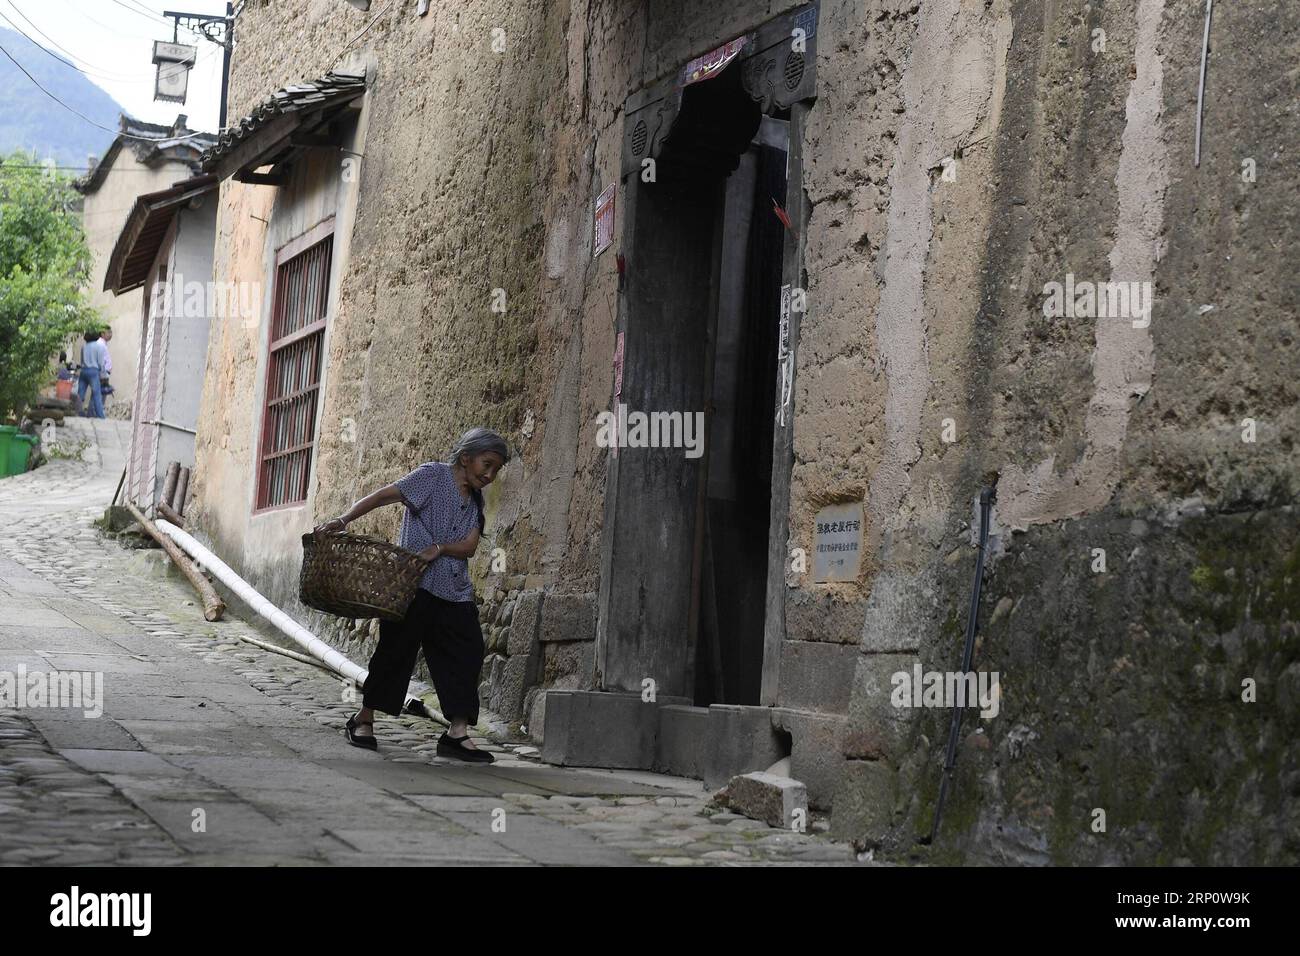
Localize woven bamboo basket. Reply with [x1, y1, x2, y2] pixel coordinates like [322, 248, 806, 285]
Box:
[299, 531, 427, 622]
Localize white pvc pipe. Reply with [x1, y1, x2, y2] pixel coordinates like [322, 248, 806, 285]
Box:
[154, 517, 369, 688]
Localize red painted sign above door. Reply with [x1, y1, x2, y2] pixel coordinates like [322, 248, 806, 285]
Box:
[681, 36, 748, 87]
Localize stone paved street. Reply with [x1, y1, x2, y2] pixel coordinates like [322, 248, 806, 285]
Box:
[0, 419, 859, 866]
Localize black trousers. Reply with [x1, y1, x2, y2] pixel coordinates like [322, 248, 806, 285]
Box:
[362, 588, 484, 724]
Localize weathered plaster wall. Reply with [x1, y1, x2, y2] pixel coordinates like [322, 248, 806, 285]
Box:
[832, 0, 1299, 863]
[190, 177, 273, 559]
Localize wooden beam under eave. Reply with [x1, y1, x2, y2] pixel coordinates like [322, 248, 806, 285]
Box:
[234, 169, 286, 186]
[212, 112, 300, 183]
[289, 132, 338, 148]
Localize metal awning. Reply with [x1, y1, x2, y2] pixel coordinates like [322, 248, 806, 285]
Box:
[199, 71, 367, 185]
[103, 175, 219, 294]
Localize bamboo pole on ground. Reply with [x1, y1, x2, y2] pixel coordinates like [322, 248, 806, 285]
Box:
[126, 501, 225, 622]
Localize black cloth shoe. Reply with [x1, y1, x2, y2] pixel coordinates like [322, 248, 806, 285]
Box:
[345, 713, 378, 750]
[437, 732, 494, 763]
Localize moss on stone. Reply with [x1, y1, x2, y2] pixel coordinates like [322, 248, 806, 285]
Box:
[858, 507, 1299, 865]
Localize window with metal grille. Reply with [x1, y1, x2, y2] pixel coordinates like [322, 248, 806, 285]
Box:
[255, 228, 332, 511]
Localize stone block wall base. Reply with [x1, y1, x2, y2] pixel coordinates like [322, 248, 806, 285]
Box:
[539, 690, 689, 768]
[772, 707, 849, 811]
[655, 704, 710, 778]
[829, 759, 897, 844]
[777, 640, 860, 713]
[704, 704, 787, 791]
[541, 693, 844, 811]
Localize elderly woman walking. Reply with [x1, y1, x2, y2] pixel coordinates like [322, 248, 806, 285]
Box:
[314, 427, 508, 763]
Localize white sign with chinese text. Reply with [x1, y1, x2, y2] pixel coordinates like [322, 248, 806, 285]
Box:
[813, 502, 863, 582]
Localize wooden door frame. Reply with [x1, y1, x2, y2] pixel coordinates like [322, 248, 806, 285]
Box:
[595, 3, 820, 705]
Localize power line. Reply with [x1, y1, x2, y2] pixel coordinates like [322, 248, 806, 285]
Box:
[58, 0, 199, 42]
[3, 3, 353, 155]
[0, 2, 181, 82]
[124, 0, 169, 18]
[10, 1, 221, 78]
[106, 0, 171, 28]
[0, 162, 192, 172]
[0, 6, 102, 76]
[331, 0, 392, 68]
[129, 0, 178, 24]
[0, 38, 216, 142]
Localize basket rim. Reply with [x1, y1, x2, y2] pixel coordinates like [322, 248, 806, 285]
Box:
[301, 529, 423, 558]
[300, 527, 425, 623]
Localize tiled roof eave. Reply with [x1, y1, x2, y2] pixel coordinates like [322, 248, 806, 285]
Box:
[102, 175, 218, 293]
[199, 70, 366, 172]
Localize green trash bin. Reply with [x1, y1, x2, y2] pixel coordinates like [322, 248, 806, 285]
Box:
[7, 433, 38, 475]
[0, 425, 16, 477]
[1, 431, 37, 478]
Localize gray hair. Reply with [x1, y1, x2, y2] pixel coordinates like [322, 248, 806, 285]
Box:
[448, 427, 511, 467]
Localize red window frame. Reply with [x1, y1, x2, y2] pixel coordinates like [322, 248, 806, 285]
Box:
[253, 219, 334, 513]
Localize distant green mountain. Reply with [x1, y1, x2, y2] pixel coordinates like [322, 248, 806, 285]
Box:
[0, 26, 125, 169]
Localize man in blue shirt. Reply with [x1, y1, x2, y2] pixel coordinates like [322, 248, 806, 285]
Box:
[77, 331, 109, 419]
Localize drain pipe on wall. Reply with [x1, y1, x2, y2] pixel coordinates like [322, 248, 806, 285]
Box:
[153, 517, 434, 718]
[925, 480, 998, 845]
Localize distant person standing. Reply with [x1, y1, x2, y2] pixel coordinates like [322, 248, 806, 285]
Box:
[99, 327, 115, 399]
[77, 331, 108, 418]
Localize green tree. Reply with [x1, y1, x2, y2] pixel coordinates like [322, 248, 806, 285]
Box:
[0, 151, 99, 418]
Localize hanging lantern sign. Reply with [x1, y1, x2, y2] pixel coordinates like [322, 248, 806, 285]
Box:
[153, 41, 197, 105]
